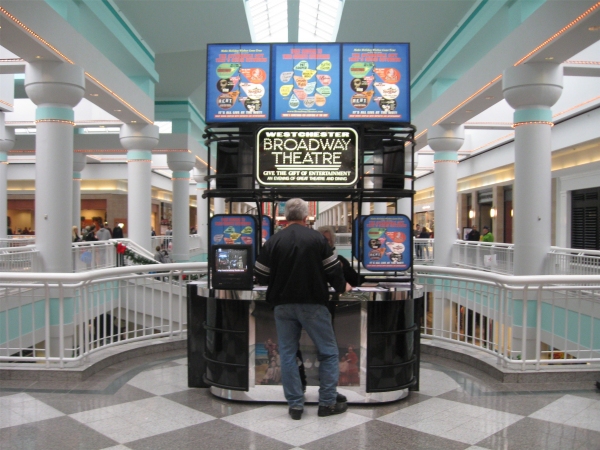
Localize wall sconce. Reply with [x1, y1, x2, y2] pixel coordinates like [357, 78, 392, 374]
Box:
[490, 208, 497, 218]
[511, 209, 513, 217]
[468, 210, 475, 219]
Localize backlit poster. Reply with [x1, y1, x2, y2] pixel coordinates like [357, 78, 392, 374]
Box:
[272, 44, 341, 121]
[206, 44, 271, 122]
[210, 214, 258, 257]
[342, 44, 410, 122]
[362, 215, 411, 271]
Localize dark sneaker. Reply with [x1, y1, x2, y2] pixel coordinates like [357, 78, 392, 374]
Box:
[336, 393, 347, 403]
[289, 407, 303, 420]
[318, 402, 348, 417]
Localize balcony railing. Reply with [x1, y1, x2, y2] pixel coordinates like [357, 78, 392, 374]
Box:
[415, 265, 600, 371]
[0, 263, 208, 367]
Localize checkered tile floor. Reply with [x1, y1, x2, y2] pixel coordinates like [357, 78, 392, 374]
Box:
[1, 350, 599, 450]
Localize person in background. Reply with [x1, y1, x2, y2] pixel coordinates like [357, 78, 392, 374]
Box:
[481, 226, 494, 242]
[254, 198, 350, 421]
[72, 226, 82, 243]
[96, 223, 111, 241]
[151, 227, 156, 236]
[414, 224, 422, 259]
[318, 225, 359, 287]
[83, 225, 98, 241]
[104, 222, 112, 238]
[418, 226, 431, 259]
[112, 223, 124, 239]
[467, 225, 480, 242]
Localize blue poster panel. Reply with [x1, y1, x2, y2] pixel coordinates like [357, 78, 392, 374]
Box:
[210, 214, 258, 255]
[362, 215, 411, 271]
[272, 44, 341, 121]
[261, 216, 272, 243]
[206, 44, 271, 122]
[341, 44, 410, 122]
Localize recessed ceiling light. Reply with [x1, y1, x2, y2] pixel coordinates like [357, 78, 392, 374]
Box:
[131, 121, 137, 124]
[545, 56, 554, 60]
[465, 110, 473, 113]
[485, 96, 494, 100]
[90, 93, 99, 97]
[588, 25, 600, 31]
[114, 109, 121, 112]
[35, 56, 41, 59]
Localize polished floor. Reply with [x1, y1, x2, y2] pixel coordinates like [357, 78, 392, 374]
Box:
[1, 349, 600, 450]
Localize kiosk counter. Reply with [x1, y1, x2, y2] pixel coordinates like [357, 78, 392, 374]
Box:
[187, 283, 422, 404]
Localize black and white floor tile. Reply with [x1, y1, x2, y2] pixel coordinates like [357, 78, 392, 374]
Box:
[1, 350, 599, 449]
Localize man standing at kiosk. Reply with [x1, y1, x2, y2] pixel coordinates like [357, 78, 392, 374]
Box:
[254, 198, 351, 420]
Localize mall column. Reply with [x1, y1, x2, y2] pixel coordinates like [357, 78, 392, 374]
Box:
[72, 152, 86, 230]
[120, 124, 159, 252]
[25, 61, 85, 272]
[0, 114, 14, 239]
[503, 62, 562, 276]
[193, 168, 208, 258]
[429, 124, 464, 267]
[168, 151, 195, 262]
[429, 125, 463, 338]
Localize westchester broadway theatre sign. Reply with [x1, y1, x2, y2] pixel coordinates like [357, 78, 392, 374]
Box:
[256, 127, 358, 186]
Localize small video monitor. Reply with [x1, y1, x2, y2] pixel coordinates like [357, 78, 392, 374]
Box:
[211, 244, 254, 290]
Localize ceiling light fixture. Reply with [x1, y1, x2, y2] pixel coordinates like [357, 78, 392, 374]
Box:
[245, 0, 288, 42]
[298, 0, 345, 43]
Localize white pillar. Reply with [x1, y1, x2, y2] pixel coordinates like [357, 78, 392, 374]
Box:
[120, 124, 159, 252]
[503, 62, 562, 276]
[0, 115, 14, 239]
[193, 169, 208, 256]
[397, 150, 415, 218]
[362, 179, 373, 215]
[168, 151, 195, 262]
[25, 61, 85, 272]
[211, 179, 225, 215]
[72, 152, 86, 230]
[342, 202, 348, 228]
[429, 125, 464, 268]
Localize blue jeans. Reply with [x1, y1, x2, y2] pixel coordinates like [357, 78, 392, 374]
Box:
[274, 303, 340, 408]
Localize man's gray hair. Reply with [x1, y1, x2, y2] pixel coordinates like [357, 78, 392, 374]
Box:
[284, 198, 309, 222]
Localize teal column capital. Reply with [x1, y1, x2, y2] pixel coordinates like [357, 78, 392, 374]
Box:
[172, 171, 190, 179]
[73, 171, 81, 179]
[196, 183, 208, 189]
[514, 108, 553, 125]
[0, 152, 7, 163]
[35, 106, 74, 122]
[127, 150, 152, 161]
[433, 151, 458, 162]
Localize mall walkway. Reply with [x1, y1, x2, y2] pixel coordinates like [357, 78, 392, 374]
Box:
[1, 349, 599, 449]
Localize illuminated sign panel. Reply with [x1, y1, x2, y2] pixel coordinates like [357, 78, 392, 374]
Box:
[206, 44, 271, 122]
[256, 127, 358, 186]
[272, 44, 341, 121]
[341, 44, 410, 122]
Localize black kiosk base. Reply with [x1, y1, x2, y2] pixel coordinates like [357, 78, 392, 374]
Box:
[187, 283, 422, 404]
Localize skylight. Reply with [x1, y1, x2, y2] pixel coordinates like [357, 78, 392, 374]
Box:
[298, 0, 344, 42]
[245, 0, 288, 43]
[244, 0, 345, 43]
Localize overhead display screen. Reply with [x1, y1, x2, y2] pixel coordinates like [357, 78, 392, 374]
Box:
[204, 43, 410, 123]
[271, 44, 341, 121]
[341, 44, 410, 122]
[206, 44, 271, 122]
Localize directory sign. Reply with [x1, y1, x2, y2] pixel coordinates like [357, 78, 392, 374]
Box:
[210, 214, 258, 257]
[206, 44, 271, 122]
[342, 44, 410, 122]
[272, 44, 341, 121]
[362, 215, 411, 271]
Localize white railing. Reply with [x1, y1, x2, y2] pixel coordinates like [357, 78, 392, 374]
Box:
[453, 240, 514, 274]
[415, 265, 600, 370]
[0, 237, 36, 247]
[151, 235, 172, 251]
[546, 247, 600, 276]
[0, 263, 208, 367]
[0, 245, 42, 272]
[414, 238, 434, 263]
[72, 241, 117, 272]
